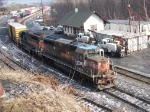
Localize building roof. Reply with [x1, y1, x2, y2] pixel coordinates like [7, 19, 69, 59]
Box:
[108, 20, 150, 26]
[58, 10, 108, 28]
[95, 30, 147, 39]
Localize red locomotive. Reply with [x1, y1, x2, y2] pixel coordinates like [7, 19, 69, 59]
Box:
[19, 30, 116, 90]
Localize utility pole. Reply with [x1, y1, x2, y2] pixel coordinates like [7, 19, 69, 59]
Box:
[143, 0, 148, 21]
[127, 0, 132, 32]
[41, 0, 44, 26]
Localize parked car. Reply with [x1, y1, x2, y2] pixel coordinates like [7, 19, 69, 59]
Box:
[49, 26, 54, 30]
[43, 26, 50, 30]
[54, 28, 63, 34]
[57, 25, 64, 32]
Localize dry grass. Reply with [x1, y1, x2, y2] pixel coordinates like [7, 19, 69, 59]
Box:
[0, 66, 90, 112]
[33, 75, 59, 91]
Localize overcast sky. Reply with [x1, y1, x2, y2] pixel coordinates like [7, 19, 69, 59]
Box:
[6, 0, 54, 4]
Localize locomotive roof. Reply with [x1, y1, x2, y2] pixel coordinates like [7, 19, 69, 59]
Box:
[45, 36, 58, 41]
[44, 36, 98, 52]
[25, 30, 45, 39]
[77, 44, 97, 50]
[75, 43, 98, 54]
[45, 36, 73, 44]
[55, 38, 72, 44]
[88, 56, 108, 63]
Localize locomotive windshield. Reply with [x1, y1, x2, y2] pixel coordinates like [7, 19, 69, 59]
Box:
[88, 50, 100, 57]
[88, 47, 101, 57]
[88, 52, 100, 57]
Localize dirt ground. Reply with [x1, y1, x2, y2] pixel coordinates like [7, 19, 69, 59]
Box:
[0, 66, 90, 112]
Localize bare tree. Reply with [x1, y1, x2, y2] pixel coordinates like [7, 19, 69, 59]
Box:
[50, 0, 150, 25]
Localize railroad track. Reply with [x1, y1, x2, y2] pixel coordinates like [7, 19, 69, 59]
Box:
[0, 58, 15, 71]
[114, 65, 150, 84]
[19, 10, 41, 25]
[0, 50, 26, 71]
[104, 87, 150, 112]
[113, 86, 150, 105]
[74, 96, 113, 112]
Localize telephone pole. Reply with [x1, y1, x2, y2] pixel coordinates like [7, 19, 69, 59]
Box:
[127, 0, 132, 32]
[41, 0, 44, 25]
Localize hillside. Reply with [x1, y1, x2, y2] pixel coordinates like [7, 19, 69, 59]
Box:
[0, 65, 89, 112]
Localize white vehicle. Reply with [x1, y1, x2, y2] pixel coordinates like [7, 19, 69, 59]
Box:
[49, 26, 54, 30]
[75, 33, 90, 43]
[7, 19, 15, 23]
[98, 38, 126, 57]
[10, 11, 17, 16]
[42, 26, 50, 30]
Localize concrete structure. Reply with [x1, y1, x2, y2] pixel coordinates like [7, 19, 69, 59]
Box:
[58, 8, 108, 38]
[105, 20, 150, 35]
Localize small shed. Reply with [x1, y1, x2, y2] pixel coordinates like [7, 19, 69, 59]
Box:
[94, 30, 148, 52]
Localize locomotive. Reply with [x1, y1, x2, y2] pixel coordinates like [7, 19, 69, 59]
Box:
[18, 30, 117, 90]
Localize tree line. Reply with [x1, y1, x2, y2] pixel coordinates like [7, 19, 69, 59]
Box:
[50, 0, 150, 26]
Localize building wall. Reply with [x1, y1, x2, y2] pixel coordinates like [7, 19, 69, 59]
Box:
[64, 26, 73, 36]
[64, 26, 84, 37]
[105, 23, 150, 35]
[126, 35, 148, 52]
[84, 14, 104, 32]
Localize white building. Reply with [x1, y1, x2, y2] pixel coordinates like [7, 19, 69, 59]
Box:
[58, 8, 108, 37]
[105, 20, 150, 35]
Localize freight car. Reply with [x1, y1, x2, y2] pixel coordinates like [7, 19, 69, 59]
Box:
[7, 22, 27, 43]
[19, 30, 117, 90]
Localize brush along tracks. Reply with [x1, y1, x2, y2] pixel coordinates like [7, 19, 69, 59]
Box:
[114, 65, 150, 84]
[104, 87, 150, 112]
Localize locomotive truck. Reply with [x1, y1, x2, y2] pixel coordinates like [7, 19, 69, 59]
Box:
[18, 30, 117, 90]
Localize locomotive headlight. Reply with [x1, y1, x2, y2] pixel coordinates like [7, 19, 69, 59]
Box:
[98, 62, 101, 66]
[103, 75, 107, 78]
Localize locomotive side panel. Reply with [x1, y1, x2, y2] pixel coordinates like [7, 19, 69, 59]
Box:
[57, 42, 72, 64]
[43, 38, 57, 58]
[26, 33, 39, 51]
[19, 31, 45, 53]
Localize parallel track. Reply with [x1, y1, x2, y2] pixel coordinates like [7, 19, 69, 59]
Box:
[114, 65, 150, 84]
[113, 86, 150, 105]
[104, 87, 149, 112]
[0, 50, 26, 71]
